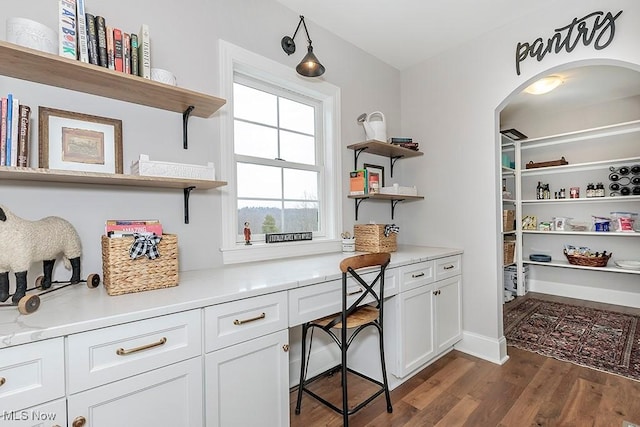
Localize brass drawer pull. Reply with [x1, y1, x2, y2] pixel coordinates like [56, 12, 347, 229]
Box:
[412, 272, 425, 278]
[0, 377, 5, 387]
[444, 264, 455, 270]
[116, 337, 167, 355]
[234, 312, 266, 325]
[347, 288, 363, 296]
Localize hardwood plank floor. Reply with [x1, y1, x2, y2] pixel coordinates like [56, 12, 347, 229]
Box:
[290, 293, 640, 427]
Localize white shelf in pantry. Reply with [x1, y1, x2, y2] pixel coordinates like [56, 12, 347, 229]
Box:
[521, 195, 640, 204]
[519, 119, 640, 149]
[525, 259, 640, 274]
[523, 230, 640, 237]
[521, 156, 640, 176]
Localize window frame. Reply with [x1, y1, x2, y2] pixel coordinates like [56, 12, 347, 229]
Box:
[219, 40, 342, 264]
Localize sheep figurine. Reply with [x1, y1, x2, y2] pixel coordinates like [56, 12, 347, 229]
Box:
[0, 205, 82, 305]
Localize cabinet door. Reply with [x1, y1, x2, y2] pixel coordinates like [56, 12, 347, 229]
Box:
[435, 276, 462, 353]
[390, 284, 435, 378]
[2, 398, 67, 427]
[205, 329, 289, 427]
[67, 357, 203, 427]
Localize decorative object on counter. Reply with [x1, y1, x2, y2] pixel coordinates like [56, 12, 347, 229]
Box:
[354, 224, 398, 253]
[265, 232, 312, 243]
[563, 244, 611, 267]
[281, 15, 325, 77]
[525, 157, 568, 169]
[500, 128, 528, 141]
[356, 111, 387, 142]
[6, 17, 57, 54]
[522, 215, 537, 230]
[341, 231, 355, 253]
[101, 233, 178, 296]
[529, 254, 552, 262]
[38, 107, 123, 174]
[130, 154, 215, 180]
[0, 205, 100, 314]
[243, 221, 252, 245]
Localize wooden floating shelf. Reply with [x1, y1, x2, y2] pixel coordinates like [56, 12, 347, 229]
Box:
[348, 194, 424, 201]
[0, 40, 226, 118]
[347, 140, 423, 159]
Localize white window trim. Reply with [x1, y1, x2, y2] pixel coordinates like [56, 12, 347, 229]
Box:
[218, 40, 342, 264]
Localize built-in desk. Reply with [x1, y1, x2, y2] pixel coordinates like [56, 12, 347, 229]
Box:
[0, 245, 462, 426]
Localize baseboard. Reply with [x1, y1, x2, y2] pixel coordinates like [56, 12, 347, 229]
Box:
[530, 279, 640, 308]
[454, 331, 509, 364]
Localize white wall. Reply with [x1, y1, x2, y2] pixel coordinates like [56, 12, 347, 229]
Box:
[0, 0, 401, 280]
[399, 0, 640, 361]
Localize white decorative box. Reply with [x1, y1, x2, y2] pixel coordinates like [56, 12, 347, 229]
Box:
[130, 154, 215, 180]
[379, 184, 418, 196]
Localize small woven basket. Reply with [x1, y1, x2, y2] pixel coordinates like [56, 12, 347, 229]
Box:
[101, 234, 179, 296]
[503, 241, 516, 265]
[563, 250, 611, 267]
[354, 224, 397, 253]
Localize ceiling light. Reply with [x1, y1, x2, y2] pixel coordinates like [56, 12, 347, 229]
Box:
[524, 76, 563, 95]
[281, 15, 325, 77]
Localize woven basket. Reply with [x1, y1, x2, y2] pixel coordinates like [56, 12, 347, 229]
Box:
[563, 250, 611, 267]
[503, 241, 516, 265]
[503, 210, 515, 232]
[101, 234, 179, 296]
[354, 224, 397, 253]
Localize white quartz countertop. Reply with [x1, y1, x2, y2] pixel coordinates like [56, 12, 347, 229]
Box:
[0, 245, 461, 348]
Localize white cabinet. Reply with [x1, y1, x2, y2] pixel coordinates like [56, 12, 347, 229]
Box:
[1, 398, 67, 427]
[204, 291, 289, 427]
[434, 276, 462, 354]
[502, 120, 640, 303]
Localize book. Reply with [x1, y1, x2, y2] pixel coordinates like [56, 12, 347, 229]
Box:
[138, 24, 151, 79]
[5, 94, 14, 166]
[9, 97, 19, 166]
[388, 137, 413, 143]
[17, 105, 31, 167]
[85, 13, 99, 65]
[0, 98, 6, 166]
[130, 33, 139, 77]
[95, 15, 108, 67]
[106, 25, 115, 70]
[75, 0, 89, 62]
[123, 33, 131, 74]
[105, 219, 163, 236]
[58, 0, 78, 59]
[113, 28, 123, 72]
[349, 170, 367, 195]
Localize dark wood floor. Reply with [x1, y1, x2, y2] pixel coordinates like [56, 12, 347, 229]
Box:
[290, 293, 640, 427]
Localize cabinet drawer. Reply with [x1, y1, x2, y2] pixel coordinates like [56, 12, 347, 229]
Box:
[67, 309, 202, 394]
[400, 261, 435, 292]
[204, 291, 288, 352]
[6, 398, 67, 427]
[435, 255, 461, 281]
[288, 269, 397, 327]
[0, 338, 65, 412]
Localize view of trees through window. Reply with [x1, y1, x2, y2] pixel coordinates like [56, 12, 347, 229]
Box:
[233, 78, 321, 241]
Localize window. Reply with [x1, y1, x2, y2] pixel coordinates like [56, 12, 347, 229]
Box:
[219, 41, 342, 264]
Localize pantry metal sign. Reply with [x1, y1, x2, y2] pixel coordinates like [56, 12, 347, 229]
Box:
[515, 10, 623, 75]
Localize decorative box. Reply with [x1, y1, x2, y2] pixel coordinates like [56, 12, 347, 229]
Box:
[130, 154, 215, 180]
[354, 224, 397, 253]
[101, 234, 179, 296]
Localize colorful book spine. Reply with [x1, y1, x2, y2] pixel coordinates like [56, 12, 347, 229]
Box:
[0, 97, 6, 166]
[5, 94, 13, 166]
[85, 13, 99, 65]
[105, 220, 163, 236]
[130, 33, 139, 77]
[95, 15, 108, 67]
[58, 0, 78, 59]
[75, 0, 89, 62]
[113, 28, 123, 72]
[123, 33, 131, 74]
[9, 97, 19, 166]
[106, 25, 115, 70]
[17, 105, 31, 167]
[138, 24, 151, 79]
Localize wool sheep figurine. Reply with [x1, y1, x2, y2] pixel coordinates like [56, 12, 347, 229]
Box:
[0, 205, 82, 305]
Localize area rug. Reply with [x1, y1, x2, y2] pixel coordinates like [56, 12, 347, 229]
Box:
[504, 297, 640, 381]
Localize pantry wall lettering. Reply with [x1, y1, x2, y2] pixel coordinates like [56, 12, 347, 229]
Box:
[515, 10, 623, 76]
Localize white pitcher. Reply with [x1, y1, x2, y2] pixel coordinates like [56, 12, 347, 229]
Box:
[363, 111, 387, 142]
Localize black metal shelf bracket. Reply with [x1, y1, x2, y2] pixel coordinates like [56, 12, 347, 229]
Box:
[389, 155, 404, 177]
[182, 105, 195, 149]
[390, 199, 403, 219]
[353, 147, 368, 170]
[183, 186, 196, 224]
[354, 198, 365, 220]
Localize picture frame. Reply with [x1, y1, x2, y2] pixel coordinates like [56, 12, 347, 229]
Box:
[363, 163, 385, 188]
[39, 107, 123, 174]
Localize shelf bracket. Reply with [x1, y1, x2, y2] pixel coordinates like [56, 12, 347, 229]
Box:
[183, 186, 196, 224]
[389, 155, 404, 177]
[353, 147, 368, 170]
[182, 105, 195, 149]
[390, 199, 403, 219]
[354, 198, 365, 221]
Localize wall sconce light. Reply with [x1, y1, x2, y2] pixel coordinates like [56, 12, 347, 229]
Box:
[281, 15, 325, 77]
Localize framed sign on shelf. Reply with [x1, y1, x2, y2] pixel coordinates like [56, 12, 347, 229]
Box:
[38, 107, 123, 174]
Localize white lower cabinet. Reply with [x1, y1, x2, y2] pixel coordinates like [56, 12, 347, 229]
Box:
[1, 398, 67, 427]
[205, 329, 289, 427]
[435, 276, 462, 354]
[67, 357, 203, 427]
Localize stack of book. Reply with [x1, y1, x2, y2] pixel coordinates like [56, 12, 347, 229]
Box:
[105, 219, 163, 238]
[0, 94, 31, 167]
[388, 137, 419, 151]
[59, 0, 151, 79]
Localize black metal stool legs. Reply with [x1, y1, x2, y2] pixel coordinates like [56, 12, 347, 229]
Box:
[378, 323, 393, 413]
[295, 322, 309, 415]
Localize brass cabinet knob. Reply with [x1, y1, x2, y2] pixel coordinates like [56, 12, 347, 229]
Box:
[72, 416, 86, 427]
[283, 344, 290, 352]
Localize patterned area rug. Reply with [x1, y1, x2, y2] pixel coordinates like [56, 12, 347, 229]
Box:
[504, 297, 640, 381]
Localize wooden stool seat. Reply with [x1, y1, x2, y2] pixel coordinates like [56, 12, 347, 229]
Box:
[314, 305, 379, 329]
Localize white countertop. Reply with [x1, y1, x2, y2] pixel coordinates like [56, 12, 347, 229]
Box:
[0, 245, 461, 348]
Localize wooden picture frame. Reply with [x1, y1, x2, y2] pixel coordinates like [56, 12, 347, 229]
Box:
[363, 163, 385, 188]
[39, 107, 123, 174]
